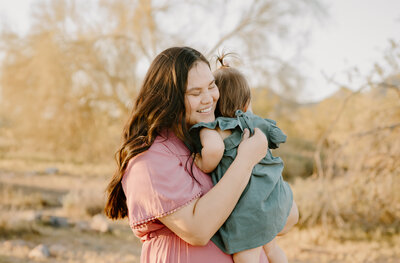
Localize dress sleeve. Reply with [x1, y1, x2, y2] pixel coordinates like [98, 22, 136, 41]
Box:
[122, 145, 202, 228]
[250, 114, 287, 149]
[263, 118, 287, 149]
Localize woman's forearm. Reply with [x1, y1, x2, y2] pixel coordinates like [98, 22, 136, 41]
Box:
[159, 156, 253, 246]
[191, 156, 254, 243]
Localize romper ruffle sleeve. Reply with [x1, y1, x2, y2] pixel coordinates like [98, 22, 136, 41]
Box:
[257, 117, 287, 149]
[189, 110, 287, 151]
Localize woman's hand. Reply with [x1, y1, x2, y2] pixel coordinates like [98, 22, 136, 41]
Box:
[237, 128, 268, 169]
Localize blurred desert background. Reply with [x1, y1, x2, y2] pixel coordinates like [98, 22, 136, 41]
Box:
[0, 0, 399, 262]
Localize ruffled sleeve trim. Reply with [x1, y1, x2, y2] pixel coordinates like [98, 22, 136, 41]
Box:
[130, 191, 202, 229]
[190, 117, 240, 132]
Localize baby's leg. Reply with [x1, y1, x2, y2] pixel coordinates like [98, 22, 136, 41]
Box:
[261, 201, 298, 263]
[233, 246, 262, 263]
[278, 200, 299, 236]
[234, 201, 298, 263]
[263, 238, 288, 263]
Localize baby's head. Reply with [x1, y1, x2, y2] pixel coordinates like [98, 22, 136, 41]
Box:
[214, 55, 251, 118]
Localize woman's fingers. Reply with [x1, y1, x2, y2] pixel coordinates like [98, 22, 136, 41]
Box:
[237, 128, 268, 167]
[241, 128, 250, 141]
[253, 128, 268, 149]
[252, 128, 268, 158]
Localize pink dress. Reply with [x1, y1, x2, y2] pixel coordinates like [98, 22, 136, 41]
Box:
[122, 130, 269, 263]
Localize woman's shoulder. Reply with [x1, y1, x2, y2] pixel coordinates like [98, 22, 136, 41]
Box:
[122, 130, 190, 177]
[123, 130, 190, 182]
[145, 129, 190, 157]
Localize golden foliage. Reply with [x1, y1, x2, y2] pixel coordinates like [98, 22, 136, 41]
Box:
[0, 0, 323, 162]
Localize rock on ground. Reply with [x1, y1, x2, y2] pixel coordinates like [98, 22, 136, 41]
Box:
[28, 244, 50, 259]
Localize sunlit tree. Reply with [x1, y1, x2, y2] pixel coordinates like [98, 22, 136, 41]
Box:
[0, 0, 325, 161]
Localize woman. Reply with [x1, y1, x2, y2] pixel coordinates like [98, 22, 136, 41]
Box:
[105, 47, 269, 262]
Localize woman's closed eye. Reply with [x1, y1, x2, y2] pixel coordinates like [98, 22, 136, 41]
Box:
[209, 83, 217, 90]
[188, 91, 201, 96]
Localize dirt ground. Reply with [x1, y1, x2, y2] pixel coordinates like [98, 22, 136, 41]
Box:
[0, 161, 399, 263]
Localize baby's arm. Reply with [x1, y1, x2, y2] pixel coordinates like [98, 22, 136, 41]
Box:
[195, 128, 225, 173]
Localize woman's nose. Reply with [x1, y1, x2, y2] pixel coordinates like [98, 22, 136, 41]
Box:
[201, 91, 213, 104]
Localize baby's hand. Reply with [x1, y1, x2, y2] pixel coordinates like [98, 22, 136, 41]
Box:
[194, 153, 202, 168]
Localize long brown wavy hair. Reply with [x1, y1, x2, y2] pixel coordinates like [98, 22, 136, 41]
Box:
[105, 47, 210, 220]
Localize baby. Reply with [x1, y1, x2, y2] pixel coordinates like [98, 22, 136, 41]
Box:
[190, 56, 299, 263]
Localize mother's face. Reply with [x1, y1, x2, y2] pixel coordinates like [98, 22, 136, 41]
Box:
[185, 62, 220, 126]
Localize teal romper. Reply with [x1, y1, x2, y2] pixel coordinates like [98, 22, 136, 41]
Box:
[190, 110, 293, 254]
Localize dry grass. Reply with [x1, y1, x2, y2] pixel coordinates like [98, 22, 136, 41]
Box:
[293, 171, 400, 237]
[279, 226, 400, 263]
[0, 155, 114, 178]
[0, 185, 60, 210]
[62, 189, 105, 218]
[0, 166, 399, 262]
[0, 212, 39, 239]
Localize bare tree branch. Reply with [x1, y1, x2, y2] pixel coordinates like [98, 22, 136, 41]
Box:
[350, 122, 400, 139]
[313, 76, 369, 178]
[376, 81, 400, 97]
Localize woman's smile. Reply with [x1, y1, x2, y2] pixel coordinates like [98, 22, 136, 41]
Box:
[198, 106, 213, 113]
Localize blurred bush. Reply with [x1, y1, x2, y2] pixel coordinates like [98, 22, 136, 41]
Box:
[62, 189, 105, 218]
[290, 80, 400, 236]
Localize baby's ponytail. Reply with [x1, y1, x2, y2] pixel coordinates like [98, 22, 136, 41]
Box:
[215, 52, 238, 69]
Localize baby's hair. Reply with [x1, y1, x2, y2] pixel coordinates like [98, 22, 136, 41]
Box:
[214, 53, 251, 118]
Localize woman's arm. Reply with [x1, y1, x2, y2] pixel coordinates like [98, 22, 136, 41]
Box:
[159, 128, 268, 246]
[195, 128, 224, 173]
